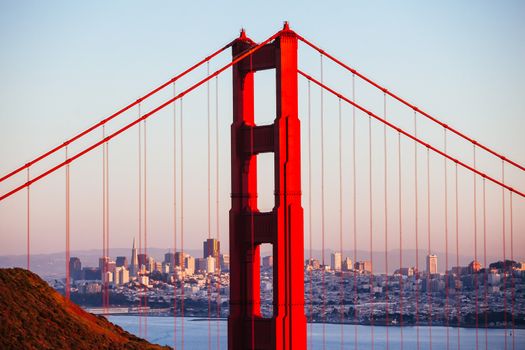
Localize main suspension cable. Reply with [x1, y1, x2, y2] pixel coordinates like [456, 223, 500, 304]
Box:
[0, 40, 235, 184]
[296, 70, 524, 198]
[295, 34, 525, 173]
[1, 31, 282, 202]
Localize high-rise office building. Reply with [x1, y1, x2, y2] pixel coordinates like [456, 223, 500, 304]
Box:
[354, 260, 372, 273]
[82, 267, 100, 280]
[426, 254, 438, 275]
[206, 256, 216, 274]
[116, 256, 128, 268]
[175, 252, 186, 268]
[99, 256, 109, 273]
[306, 258, 320, 270]
[69, 257, 82, 280]
[165, 251, 175, 266]
[203, 238, 220, 259]
[196, 258, 207, 273]
[137, 254, 148, 268]
[331, 252, 342, 272]
[220, 254, 230, 272]
[114, 267, 130, 285]
[184, 255, 195, 275]
[130, 237, 138, 276]
[147, 256, 155, 272]
[342, 257, 353, 271]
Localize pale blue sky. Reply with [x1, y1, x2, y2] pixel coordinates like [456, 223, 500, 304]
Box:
[0, 1, 524, 265]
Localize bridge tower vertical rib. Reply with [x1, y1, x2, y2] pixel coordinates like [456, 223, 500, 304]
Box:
[229, 23, 306, 350]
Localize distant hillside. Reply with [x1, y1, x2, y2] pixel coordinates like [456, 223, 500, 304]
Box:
[0, 268, 171, 350]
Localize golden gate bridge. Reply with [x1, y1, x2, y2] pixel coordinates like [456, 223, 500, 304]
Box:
[1, 23, 523, 350]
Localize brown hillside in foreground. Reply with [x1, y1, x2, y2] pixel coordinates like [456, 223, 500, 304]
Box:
[0, 268, 171, 350]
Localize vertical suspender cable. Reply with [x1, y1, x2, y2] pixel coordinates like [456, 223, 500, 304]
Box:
[483, 178, 488, 349]
[444, 129, 450, 350]
[27, 168, 30, 271]
[144, 117, 148, 337]
[398, 131, 403, 349]
[509, 192, 515, 350]
[338, 98, 344, 349]
[102, 125, 107, 314]
[320, 53, 326, 350]
[414, 111, 420, 350]
[383, 93, 389, 350]
[352, 73, 358, 350]
[307, 80, 313, 349]
[172, 84, 178, 348]
[473, 145, 478, 350]
[180, 97, 185, 350]
[65, 146, 70, 301]
[106, 138, 110, 309]
[215, 75, 221, 350]
[502, 161, 507, 350]
[455, 163, 460, 349]
[427, 147, 432, 350]
[207, 61, 212, 350]
[369, 112, 374, 350]
[138, 105, 143, 337]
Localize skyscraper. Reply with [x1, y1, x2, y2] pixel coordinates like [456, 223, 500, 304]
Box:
[202, 238, 221, 273]
[165, 251, 175, 266]
[130, 237, 138, 276]
[69, 257, 82, 280]
[116, 256, 128, 268]
[426, 254, 438, 275]
[137, 254, 147, 269]
[174, 252, 185, 268]
[331, 252, 342, 272]
[342, 257, 353, 271]
[203, 238, 220, 259]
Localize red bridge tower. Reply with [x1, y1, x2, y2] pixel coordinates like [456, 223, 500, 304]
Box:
[228, 23, 306, 350]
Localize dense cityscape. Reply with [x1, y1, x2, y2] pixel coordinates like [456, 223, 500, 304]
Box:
[50, 238, 525, 328]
